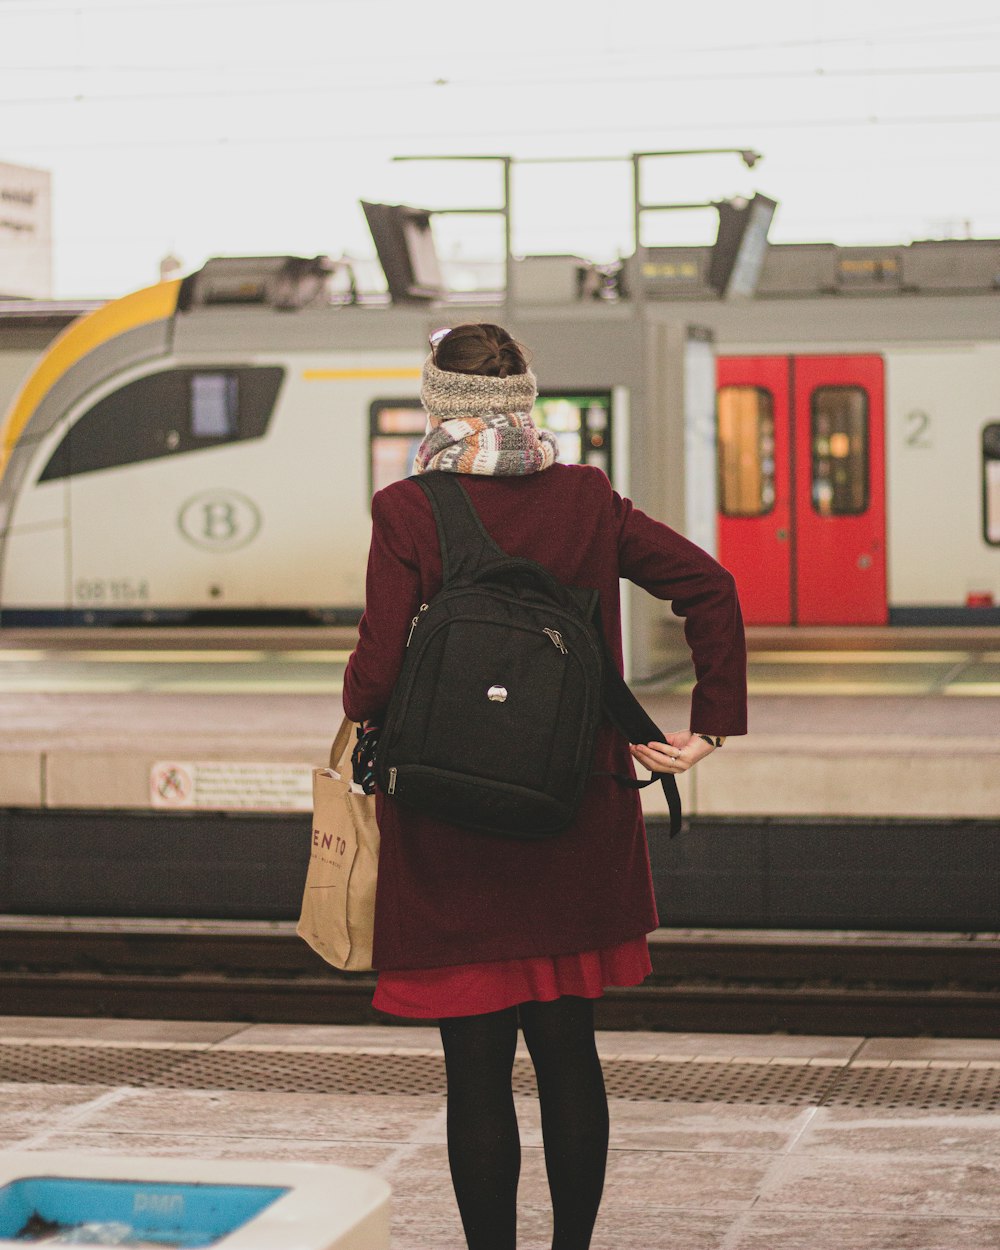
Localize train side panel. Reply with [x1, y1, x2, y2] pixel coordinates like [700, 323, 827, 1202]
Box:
[1, 419, 70, 610]
[885, 343, 1000, 611]
[62, 351, 422, 616]
[1, 345, 424, 619]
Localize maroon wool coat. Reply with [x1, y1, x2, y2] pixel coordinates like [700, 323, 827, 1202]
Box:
[342, 464, 747, 971]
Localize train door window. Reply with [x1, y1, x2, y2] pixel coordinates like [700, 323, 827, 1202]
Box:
[370, 400, 425, 496]
[532, 393, 612, 474]
[717, 386, 775, 516]
[191, 373, 239, 438]
[811, 386, 869, 516]
[39, 367, 283, 482]
[984, 422, 1000, 545]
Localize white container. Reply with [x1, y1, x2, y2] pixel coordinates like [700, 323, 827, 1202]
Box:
[0, 1151, 390, 1250]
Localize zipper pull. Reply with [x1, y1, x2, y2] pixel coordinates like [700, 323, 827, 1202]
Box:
[406, 603, 429, 647]
[388, 767, 397, 795]
[543, 628, 567, 654]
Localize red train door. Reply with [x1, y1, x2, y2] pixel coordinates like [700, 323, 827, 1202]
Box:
[717, 354, 887, 625]
[717, 357, 792, 623]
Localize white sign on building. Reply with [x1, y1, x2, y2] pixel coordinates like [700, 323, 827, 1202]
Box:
[0, 161, 52, 299]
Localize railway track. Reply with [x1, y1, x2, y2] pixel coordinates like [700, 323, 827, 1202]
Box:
[2, 920, 998, 1037]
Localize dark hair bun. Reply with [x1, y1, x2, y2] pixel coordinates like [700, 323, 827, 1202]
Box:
[433, 323, 529, 378]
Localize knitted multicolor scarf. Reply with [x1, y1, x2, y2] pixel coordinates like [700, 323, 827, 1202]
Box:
[413, 356, 559, 476]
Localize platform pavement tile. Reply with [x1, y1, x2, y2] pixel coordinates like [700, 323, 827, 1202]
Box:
[795, 1107, 1000, 1157]
[0, 1016, 108, 1040]
[729, 1210, 1000, 1250]
[0, 1085, 120, 1137]
[0, 1017, 242, 1044]
[591, 1208, 736, 1250]
[386, 1196, 470, 1250]
[389, 1204, 737, 1250]
[758, 1154, 1000, 1217]
[700, 748, 1000, 819]
[221, 1024, 445, 1050]
[381, 1143, 552, 1207]
[375, 1097, 800, 1156]
[45, 751, 159, 808]
[596, 1031, 863, 1060]
[18, 1131, 396, 1169]
[600, 1147, 773, 1210]
[0, 752, 41, 805]
[855, 1037, 1000, 1063]
[603, 1099, 811, 1153]
[76, 1088, 446, 1144]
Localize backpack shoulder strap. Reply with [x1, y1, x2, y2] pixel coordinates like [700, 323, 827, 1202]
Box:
[414, 471, 504, 583]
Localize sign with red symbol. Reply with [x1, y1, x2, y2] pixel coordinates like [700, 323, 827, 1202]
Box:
[150, 760, 312, 810]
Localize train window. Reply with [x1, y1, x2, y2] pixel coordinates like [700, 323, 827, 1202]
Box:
[811, 386, 869, 516]
[533, 393, 612, 475]
[717, 386, 776, 517]
[39, 367, 283, 482]
[191, 373, 238, 438]
[370, 400, 426, 496]
[367, 392, 613, 496]
[984, 422, 1000, 545]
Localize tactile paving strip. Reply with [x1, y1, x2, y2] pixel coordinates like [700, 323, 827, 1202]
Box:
[3, 1042, 1000, 1109]
[825, 1063, 1000, 1112]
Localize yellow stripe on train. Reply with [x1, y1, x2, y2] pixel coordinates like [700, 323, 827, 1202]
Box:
[0, 280, 181, 483]
[302, 367, 423, 381]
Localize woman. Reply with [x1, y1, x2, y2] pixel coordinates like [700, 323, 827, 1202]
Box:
[342, 323, 747, 1250]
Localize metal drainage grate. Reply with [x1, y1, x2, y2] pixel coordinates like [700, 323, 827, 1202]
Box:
[1, 1044, 999, 1111]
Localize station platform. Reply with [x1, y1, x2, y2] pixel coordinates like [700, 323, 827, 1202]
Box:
[1, 625, 998, 819]
[1, 625, 997, 935]
[3, 1015, 1000, 1250]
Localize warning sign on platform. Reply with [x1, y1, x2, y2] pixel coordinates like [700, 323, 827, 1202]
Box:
[150, 761, 313, 811]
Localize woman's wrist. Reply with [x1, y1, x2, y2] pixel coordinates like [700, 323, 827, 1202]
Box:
[695, 734, 726, 749]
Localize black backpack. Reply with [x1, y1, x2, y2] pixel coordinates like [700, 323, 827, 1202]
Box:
[374, 472, 681, 839]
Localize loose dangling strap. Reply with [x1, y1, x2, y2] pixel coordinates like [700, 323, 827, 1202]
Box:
[600, 666, 683, 838]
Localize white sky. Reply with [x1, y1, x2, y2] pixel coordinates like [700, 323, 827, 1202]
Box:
[3, 0, 1000, 298]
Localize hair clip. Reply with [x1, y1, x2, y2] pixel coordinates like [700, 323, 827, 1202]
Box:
[429, 327, 452, 347]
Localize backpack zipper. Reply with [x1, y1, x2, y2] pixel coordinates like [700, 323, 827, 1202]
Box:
[406, 603, 429, 647]
[543, 627, 568, 654]
[388, 767, 397, 794]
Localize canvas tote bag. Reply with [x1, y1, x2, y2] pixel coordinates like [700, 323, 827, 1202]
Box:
[296, 717, 379, 972]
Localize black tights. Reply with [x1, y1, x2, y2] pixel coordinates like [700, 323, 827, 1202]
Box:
[438, 995, 609, 1250]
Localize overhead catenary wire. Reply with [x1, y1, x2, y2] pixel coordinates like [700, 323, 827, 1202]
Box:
[5, 110, 1000, 158]
[2, 62, 1000, 107]
[0, 0, 998, 50]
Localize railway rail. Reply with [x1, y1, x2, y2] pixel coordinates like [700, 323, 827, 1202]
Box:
[2, 920, 997, 1038]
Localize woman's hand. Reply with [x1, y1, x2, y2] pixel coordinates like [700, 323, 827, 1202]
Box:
[629, 731, 716, 775]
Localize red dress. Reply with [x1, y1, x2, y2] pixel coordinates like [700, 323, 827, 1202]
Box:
[373, 935, 652, 1019]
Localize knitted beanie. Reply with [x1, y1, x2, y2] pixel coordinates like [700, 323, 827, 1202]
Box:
[420, 355, 538, 424]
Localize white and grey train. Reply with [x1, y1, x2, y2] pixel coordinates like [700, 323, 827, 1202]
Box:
[1, 236, 998, 654]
